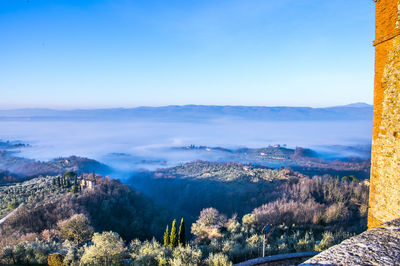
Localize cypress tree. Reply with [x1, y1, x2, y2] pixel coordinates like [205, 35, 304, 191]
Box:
[57, 176, 61, 187]
[170, 219, 178, 248]
[163, 225, 170, 247]
[178, 218, 186, 246]
[78, 176, 83, 192]
[72, 177, 79, 193]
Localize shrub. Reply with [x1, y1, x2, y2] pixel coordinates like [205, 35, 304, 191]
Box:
[169, 245, 202, 266]
[206, 252, 232, 266]
[253, 199, 324, 226]
[315, 231, 335, 251]
[130, 239, 171, 266]
[80, 231, 126, 265]
[8, 201, 18, 210]
[294, 232, 315, 252]
[63, 245, 85, 266]
[0, 246, 15, 264]
[57, 214, 93, 245]
[324, 202, 349, 224]
[241, 214, 257, 234]
[191, 208, 227, 243]
[12, 240, 60, 265]
[40, 229, 60, 242]
[226, 215, 240, 235]
[47, 253, 64, 266]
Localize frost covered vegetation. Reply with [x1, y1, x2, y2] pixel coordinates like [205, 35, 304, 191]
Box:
[129, 161, 305, 223]
[0, 163, 368, 265]
[0, 175, 169, 246]
[151, 161, 305, 182]
[129, 161, 367, 231]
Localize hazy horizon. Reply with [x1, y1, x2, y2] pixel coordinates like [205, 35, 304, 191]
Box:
[0, 102, 373, 111]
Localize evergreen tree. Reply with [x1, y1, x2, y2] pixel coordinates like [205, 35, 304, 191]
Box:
[170, 219, 178, 248]
[163, 225, 170, 247]
[178, 218, 186, 246]
[57, 176, 61, 187]
[72, 177, 79, 193]
[78, 176, 82, 192]
[52, 178, 56, 186]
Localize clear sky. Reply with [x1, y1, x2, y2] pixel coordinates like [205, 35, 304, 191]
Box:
[0, 0, 375, 109]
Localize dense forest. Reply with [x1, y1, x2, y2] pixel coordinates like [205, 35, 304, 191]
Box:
[0, 174, 168, 242]
[128, 161, 368, 228]
[0, 159, 369, 265]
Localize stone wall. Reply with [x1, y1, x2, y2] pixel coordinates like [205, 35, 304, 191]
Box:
[369, 0, 400, 228]
[301, 219, 400, 265]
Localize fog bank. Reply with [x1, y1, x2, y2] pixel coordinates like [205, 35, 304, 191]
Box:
[0, 116, 372, 174]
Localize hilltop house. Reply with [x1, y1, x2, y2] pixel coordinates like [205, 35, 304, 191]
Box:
[80, 174, 96, 190]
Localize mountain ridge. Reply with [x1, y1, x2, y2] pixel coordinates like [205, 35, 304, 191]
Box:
[0, 103, 373, 121]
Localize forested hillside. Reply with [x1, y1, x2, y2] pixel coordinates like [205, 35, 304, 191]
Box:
[0, 152, 111, 183]
[0, 174, 169, 242]
[0, 166, 368, 265]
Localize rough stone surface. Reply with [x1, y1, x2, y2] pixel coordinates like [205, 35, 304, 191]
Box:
[369, 0, 400, 228]
[235, 252, 318, 266]
[301, 219, 400, 265]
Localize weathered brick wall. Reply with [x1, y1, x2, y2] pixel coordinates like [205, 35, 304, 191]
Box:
[369, 0, 400, 228]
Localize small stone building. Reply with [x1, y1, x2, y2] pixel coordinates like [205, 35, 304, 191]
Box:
[80, 175, 96, 190]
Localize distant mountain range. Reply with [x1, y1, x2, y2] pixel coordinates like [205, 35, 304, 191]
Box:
[0, 103, 373, 121]
[338, 102, 372, 108]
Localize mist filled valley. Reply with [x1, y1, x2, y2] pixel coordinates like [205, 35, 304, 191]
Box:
[0, 105, 372, 171]
[0, 105, 373, 264]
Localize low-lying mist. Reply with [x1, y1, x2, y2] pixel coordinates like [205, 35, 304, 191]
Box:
[0, 116, 372, 177]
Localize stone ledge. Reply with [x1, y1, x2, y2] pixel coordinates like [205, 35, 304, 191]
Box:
[301, 219, 400, 265]
[235, 252, 319, 266]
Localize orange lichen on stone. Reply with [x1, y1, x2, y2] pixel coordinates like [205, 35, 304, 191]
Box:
[368, 0, 400, 229]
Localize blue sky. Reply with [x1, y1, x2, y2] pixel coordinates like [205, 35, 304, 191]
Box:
[0, 0, 375, 108]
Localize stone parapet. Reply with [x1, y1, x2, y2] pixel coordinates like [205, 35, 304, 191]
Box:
[301, 219, 400, 265]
